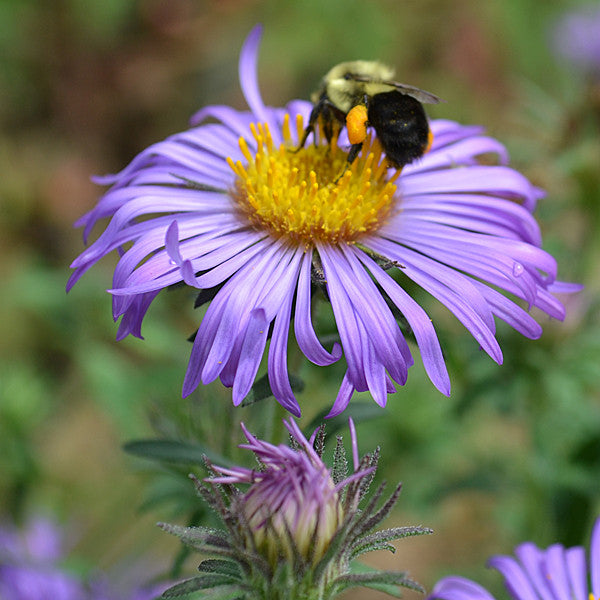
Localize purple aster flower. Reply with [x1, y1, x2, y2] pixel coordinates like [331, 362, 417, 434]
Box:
[428, 516, 600, 600]
[160, 418, 430, 599]
[552, 5, 600, 78]
[0, 516, 168, 600]
[68, 25, 578, 417]
[0, 518, 88, 600]
[0, 516, 86, 600]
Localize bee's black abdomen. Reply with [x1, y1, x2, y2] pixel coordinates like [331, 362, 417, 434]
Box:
[367, 90, 430, 168]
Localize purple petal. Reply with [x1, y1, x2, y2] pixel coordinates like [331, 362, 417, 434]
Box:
[23, 517, 65, 562]
[543, 544, 573, 600]
[548, 281, 585, 294]
[268, 289, 302, 417]
[366, 235, 497, 331]
[232, 308, 269, 404]
[471, 281, 543, 339]
[115, 290, 159, 340]
[355, 248, 451, 395]
[402, 194, 542, 245]
[429, 121, 486, 149]
[238, 25, 272, 133]
[384, 218, 557, 284]
[198, 241, 284, 382]
[165, 220, 182, 265]
[294, 251, 342, 366]
[183, 285, 236, 396]
[401, 165, 542, 211]
[512, 543, 557, 600]
[380, 225, 551, 309]
[357, 318, 388, 407]
[429, 576, 497, 600]
[404, 135, 509, 175]
[318, 246, 367, 391]
[188, 233, 271, 289]
[366, 237, 503, 363]
[488, 554, 541, 600]
[326, 372, 355, 418]
[591, 517, 600, 599]
[565, 546, 587, 600]
[533, 287, 567, 321]
[336, 245, 412, 383]
[267, 249, 304, 416]
[109, 225, 255, 297]
[174, 124, 244, 159]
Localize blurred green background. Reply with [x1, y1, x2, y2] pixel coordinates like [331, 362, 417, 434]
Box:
[1, 0, 599, 597]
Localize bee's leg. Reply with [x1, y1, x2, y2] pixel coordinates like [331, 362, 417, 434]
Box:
[333, 142, 363, 183]
[294, 101, 324, 151]
[346, 142, 363, 165]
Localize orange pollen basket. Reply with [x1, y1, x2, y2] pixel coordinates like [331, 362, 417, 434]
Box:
[346, 105, 369, 145]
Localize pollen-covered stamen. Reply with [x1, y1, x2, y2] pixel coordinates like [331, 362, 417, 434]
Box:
[227, 113, 398, 245]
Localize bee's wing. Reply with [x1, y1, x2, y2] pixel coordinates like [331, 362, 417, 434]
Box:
[349, 74, 444, 104]
[386, 82, 444, 104]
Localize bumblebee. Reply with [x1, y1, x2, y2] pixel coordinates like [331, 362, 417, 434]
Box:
[298, 60, 443, 170]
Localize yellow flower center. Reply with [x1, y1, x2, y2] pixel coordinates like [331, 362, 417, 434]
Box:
[227, 114, 399, 246]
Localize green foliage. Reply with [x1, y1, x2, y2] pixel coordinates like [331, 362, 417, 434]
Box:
[123, 439, 235, 469]
[240, 372, 305, 407]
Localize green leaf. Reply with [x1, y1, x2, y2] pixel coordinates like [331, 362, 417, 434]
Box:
[123, 439, 235, 468]
[306, 401, 387, 435]
[161, 577, 244, 598]
[240, 372, 304, 407]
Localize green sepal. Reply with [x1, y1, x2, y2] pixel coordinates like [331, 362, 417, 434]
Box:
[351, 525, 433, 558]
[158, 523, 230, 554]
[159, 521, 272, 577]
[350, 540, 396, 558]
[355, 447, 379, 504]
[349, 481, 402, 538]
[331, 435, 349, 487]
[332, 567, 424, 597]
[311, 514, 355, 583]
[198, 559, 242, 580]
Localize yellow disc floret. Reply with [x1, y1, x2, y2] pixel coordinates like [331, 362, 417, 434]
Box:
[227, 113, 399, 246]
